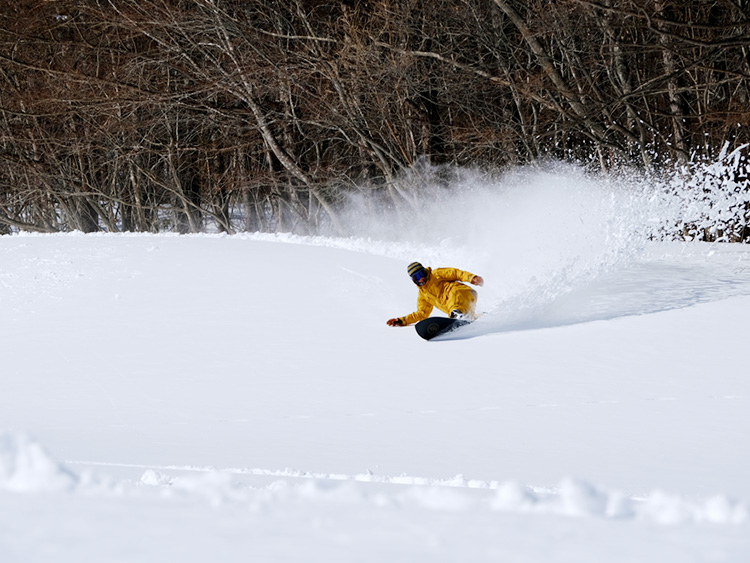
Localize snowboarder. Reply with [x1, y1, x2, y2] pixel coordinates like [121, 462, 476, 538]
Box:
[387, 262, 484, 327]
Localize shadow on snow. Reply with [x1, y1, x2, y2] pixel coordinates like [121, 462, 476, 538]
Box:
[436, 257, 750, 341]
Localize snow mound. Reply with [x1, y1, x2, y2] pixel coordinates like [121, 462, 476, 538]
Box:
[134, 466, 748, 527]
[0, 432, 77, 492]
[491, 478, 749, 525]
[641, 490, 750, 525]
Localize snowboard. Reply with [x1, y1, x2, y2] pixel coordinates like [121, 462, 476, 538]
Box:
[415, 316, 471, 341]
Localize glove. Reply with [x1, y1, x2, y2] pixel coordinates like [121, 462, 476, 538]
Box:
[387, 318, 404, 327]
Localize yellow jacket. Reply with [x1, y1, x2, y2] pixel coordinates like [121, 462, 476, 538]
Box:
[398, 267, 477, 325]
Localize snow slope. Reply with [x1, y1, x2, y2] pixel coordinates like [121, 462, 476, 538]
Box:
[1, 168, 750, 561]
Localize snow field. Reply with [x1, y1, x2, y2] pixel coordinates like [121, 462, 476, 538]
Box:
[2, 166, 750, 561]
[1, 430, 748, 563]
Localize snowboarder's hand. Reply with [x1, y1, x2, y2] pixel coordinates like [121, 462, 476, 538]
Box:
[387, 318, 404, 327]
[472, 275, 484, 286]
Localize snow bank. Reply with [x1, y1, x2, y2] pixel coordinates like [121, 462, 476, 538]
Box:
[1, 430, 746, 529]
[131, 465, 748, 527]
[0, 432, 77, 492]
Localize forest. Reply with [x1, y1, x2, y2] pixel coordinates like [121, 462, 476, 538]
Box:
[1, 0, 749, 236]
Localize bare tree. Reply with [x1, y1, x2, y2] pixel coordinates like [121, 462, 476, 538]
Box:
[0, 0, 748, 235]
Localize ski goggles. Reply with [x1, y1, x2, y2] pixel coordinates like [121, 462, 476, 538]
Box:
[411, 269, 427, 286]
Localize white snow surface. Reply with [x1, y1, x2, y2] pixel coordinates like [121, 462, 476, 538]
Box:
[2, 174, 750, 561]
